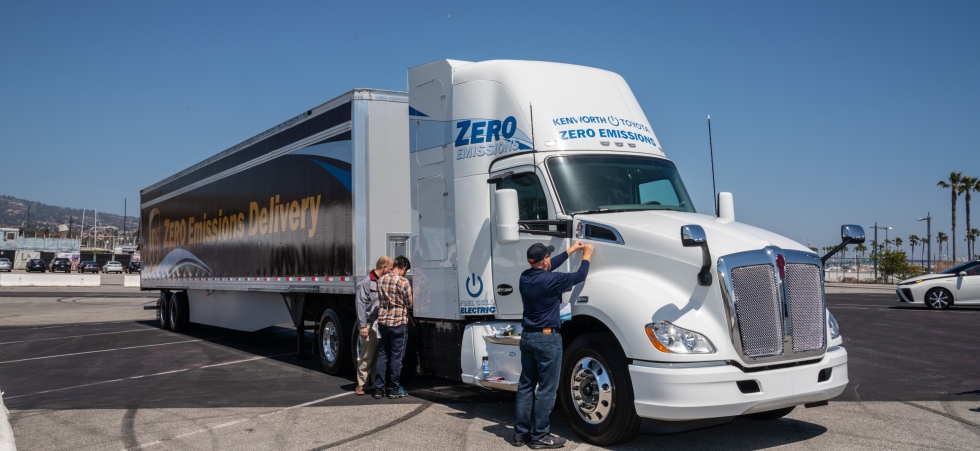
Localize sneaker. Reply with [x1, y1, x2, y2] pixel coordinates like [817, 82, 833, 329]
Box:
[388, 387, 407, 398]
[528, 434, 566, 449]
[373, 388, 385, 399]
[355, 386, 365, 396]
[511, 433, 529, 447]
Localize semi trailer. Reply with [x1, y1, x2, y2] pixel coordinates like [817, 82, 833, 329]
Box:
[141, 59, 861, 445]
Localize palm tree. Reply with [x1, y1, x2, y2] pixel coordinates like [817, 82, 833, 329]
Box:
[962, 176, 979, 259]
[969, 228, 979, 260]
[855, 243, 867, 280]
[909, 235, 920, 263]
[937, 232, 948, 260]
[937, 172, 963, 261]
[894, 237, 903, 252]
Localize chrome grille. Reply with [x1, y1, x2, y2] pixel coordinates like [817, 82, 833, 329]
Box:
[785, 263, 826, 353]
[730, 264, 783, 358]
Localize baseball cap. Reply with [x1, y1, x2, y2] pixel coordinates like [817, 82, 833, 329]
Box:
[526, 243, 555, 263]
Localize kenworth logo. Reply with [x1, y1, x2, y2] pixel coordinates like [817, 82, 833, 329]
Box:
[454, 116, 531, 160]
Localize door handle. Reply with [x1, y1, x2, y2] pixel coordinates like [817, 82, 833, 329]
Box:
[496, 284, 513, 296]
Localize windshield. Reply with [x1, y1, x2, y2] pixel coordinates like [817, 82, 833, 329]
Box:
[941, 260, 980, 274]
[546, 155, 695, 214]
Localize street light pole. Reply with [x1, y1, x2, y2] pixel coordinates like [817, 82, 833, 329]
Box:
[918, 213, 932, 273]
[869, 223, 892, 281]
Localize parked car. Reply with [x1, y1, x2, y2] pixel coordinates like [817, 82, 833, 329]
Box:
[897, 260, 980, 309]
[126, 262, 141, 274]
[78, 261, 99, 273]
[26, 259, 47, 272]
[102, 261, 124, 273]
[0, 258, 11, 272]
[50, 258, 72, 273]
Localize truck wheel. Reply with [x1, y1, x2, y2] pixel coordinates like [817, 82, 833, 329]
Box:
[318, 309, 353, 375]
[559, 333, 640, 446]
[169, 292, 191, 332]
[158, 292, 171, 330]
[745, 406, 795, 420]
[925, 288, 952, 310]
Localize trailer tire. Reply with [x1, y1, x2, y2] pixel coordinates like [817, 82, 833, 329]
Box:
[169, 292, 192, 333]
[559, 332, 640, 446]
[318, 309, 353, 375]
[745, 406, 795, 420]
[158, 292, 170, 330]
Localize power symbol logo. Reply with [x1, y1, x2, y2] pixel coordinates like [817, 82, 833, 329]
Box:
[466, 273, 483, 297]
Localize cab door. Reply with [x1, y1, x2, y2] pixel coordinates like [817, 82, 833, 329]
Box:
[489, 164, 568, 318]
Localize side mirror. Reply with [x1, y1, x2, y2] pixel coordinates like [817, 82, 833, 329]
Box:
[821, 224, 865, 264]
[494, 189, 520, 244]
[841, 224, 865, 244]
[717, 192, 735, 221]
[681, 225, 712, 286]
[959, 271, 967, 278]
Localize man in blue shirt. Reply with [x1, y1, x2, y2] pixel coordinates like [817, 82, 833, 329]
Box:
[513, 241, 593, 449]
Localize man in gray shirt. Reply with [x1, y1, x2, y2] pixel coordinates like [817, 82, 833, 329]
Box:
[355, 256, 392, 395]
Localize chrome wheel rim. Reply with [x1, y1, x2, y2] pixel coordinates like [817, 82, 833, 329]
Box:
[928, 290, 949, 309]
[322, 321, 339, 363]
[570, 357, 613, 424]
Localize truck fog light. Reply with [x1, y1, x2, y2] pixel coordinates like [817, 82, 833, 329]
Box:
[828, 310, 840, 339]
[645, 321, 715, 354]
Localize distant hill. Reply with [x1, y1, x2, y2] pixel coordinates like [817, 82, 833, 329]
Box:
[0, 195, 138, 235]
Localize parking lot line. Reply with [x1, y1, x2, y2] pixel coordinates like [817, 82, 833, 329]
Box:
[5, 352, 295, 401]
[0, 339, 201, 364]
[0, 328, 157, 345]
[124, 391, 355, 450]
[0, 320, 136, 334]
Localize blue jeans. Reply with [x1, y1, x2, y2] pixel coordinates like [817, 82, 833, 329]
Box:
[514, 331, 562, 441]
[374, 324, 407, 391]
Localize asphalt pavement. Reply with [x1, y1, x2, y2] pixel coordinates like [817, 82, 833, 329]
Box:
[0, 287, 978, 450]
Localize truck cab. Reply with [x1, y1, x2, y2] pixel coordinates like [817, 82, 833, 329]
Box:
[408, 60, 852, 445]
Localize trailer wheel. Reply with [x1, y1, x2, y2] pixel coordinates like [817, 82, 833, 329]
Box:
[169, 292, 192, 333]
[559, 332, 640, 446]
[158, 292, 171, 330]
[318, 309, 353, 375]
[745, 406, 795, 420]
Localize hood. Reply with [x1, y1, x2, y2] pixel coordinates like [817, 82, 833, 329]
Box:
[576, 210, 809, 258]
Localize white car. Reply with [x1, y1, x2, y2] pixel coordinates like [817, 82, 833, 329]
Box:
[897, 260, 980, 309]
[0, 258, 10, 272]
[102, 261, 124, 274]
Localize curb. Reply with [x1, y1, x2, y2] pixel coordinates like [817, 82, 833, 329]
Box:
[0, 391, 15, 451]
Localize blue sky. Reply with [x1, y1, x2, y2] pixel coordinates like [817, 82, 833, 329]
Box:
[2, 1, 978, 257]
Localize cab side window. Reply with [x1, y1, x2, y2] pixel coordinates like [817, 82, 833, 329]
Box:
[498, 173, 548, 231]
[966, 262, 980, 275]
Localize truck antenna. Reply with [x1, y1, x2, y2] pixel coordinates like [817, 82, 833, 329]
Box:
[708, 115, 717, 215]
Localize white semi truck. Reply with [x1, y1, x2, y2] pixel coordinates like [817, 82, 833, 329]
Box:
[141, 59, 861, 445]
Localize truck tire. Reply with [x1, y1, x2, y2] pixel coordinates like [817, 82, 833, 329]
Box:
[158, 292, 171, 330]
[349, 318, 418, 382]
[318, 309, 353, 375]
[745, 406, 795, 420]
[169, 292, 192, 333]
[559, 332, 640, 446]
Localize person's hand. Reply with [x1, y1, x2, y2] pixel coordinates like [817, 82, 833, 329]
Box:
[582, 244, 594, 261]
[569, 241, 586, 253]
[360, 327, 369, 338]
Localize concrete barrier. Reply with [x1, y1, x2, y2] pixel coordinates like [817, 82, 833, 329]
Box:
[124, 275, 141, 288]
[0, 273, 101, 287]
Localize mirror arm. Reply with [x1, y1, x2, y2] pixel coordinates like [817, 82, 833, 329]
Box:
[821, 241, 850, 265]
[696, 244, 712, 286]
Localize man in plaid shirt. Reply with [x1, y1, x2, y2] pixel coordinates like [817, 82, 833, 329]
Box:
[373, 255, 413, 399]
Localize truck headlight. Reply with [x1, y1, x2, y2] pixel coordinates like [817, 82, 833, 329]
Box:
[645, 321, 715, 354]
[828, 310, 840, 339]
